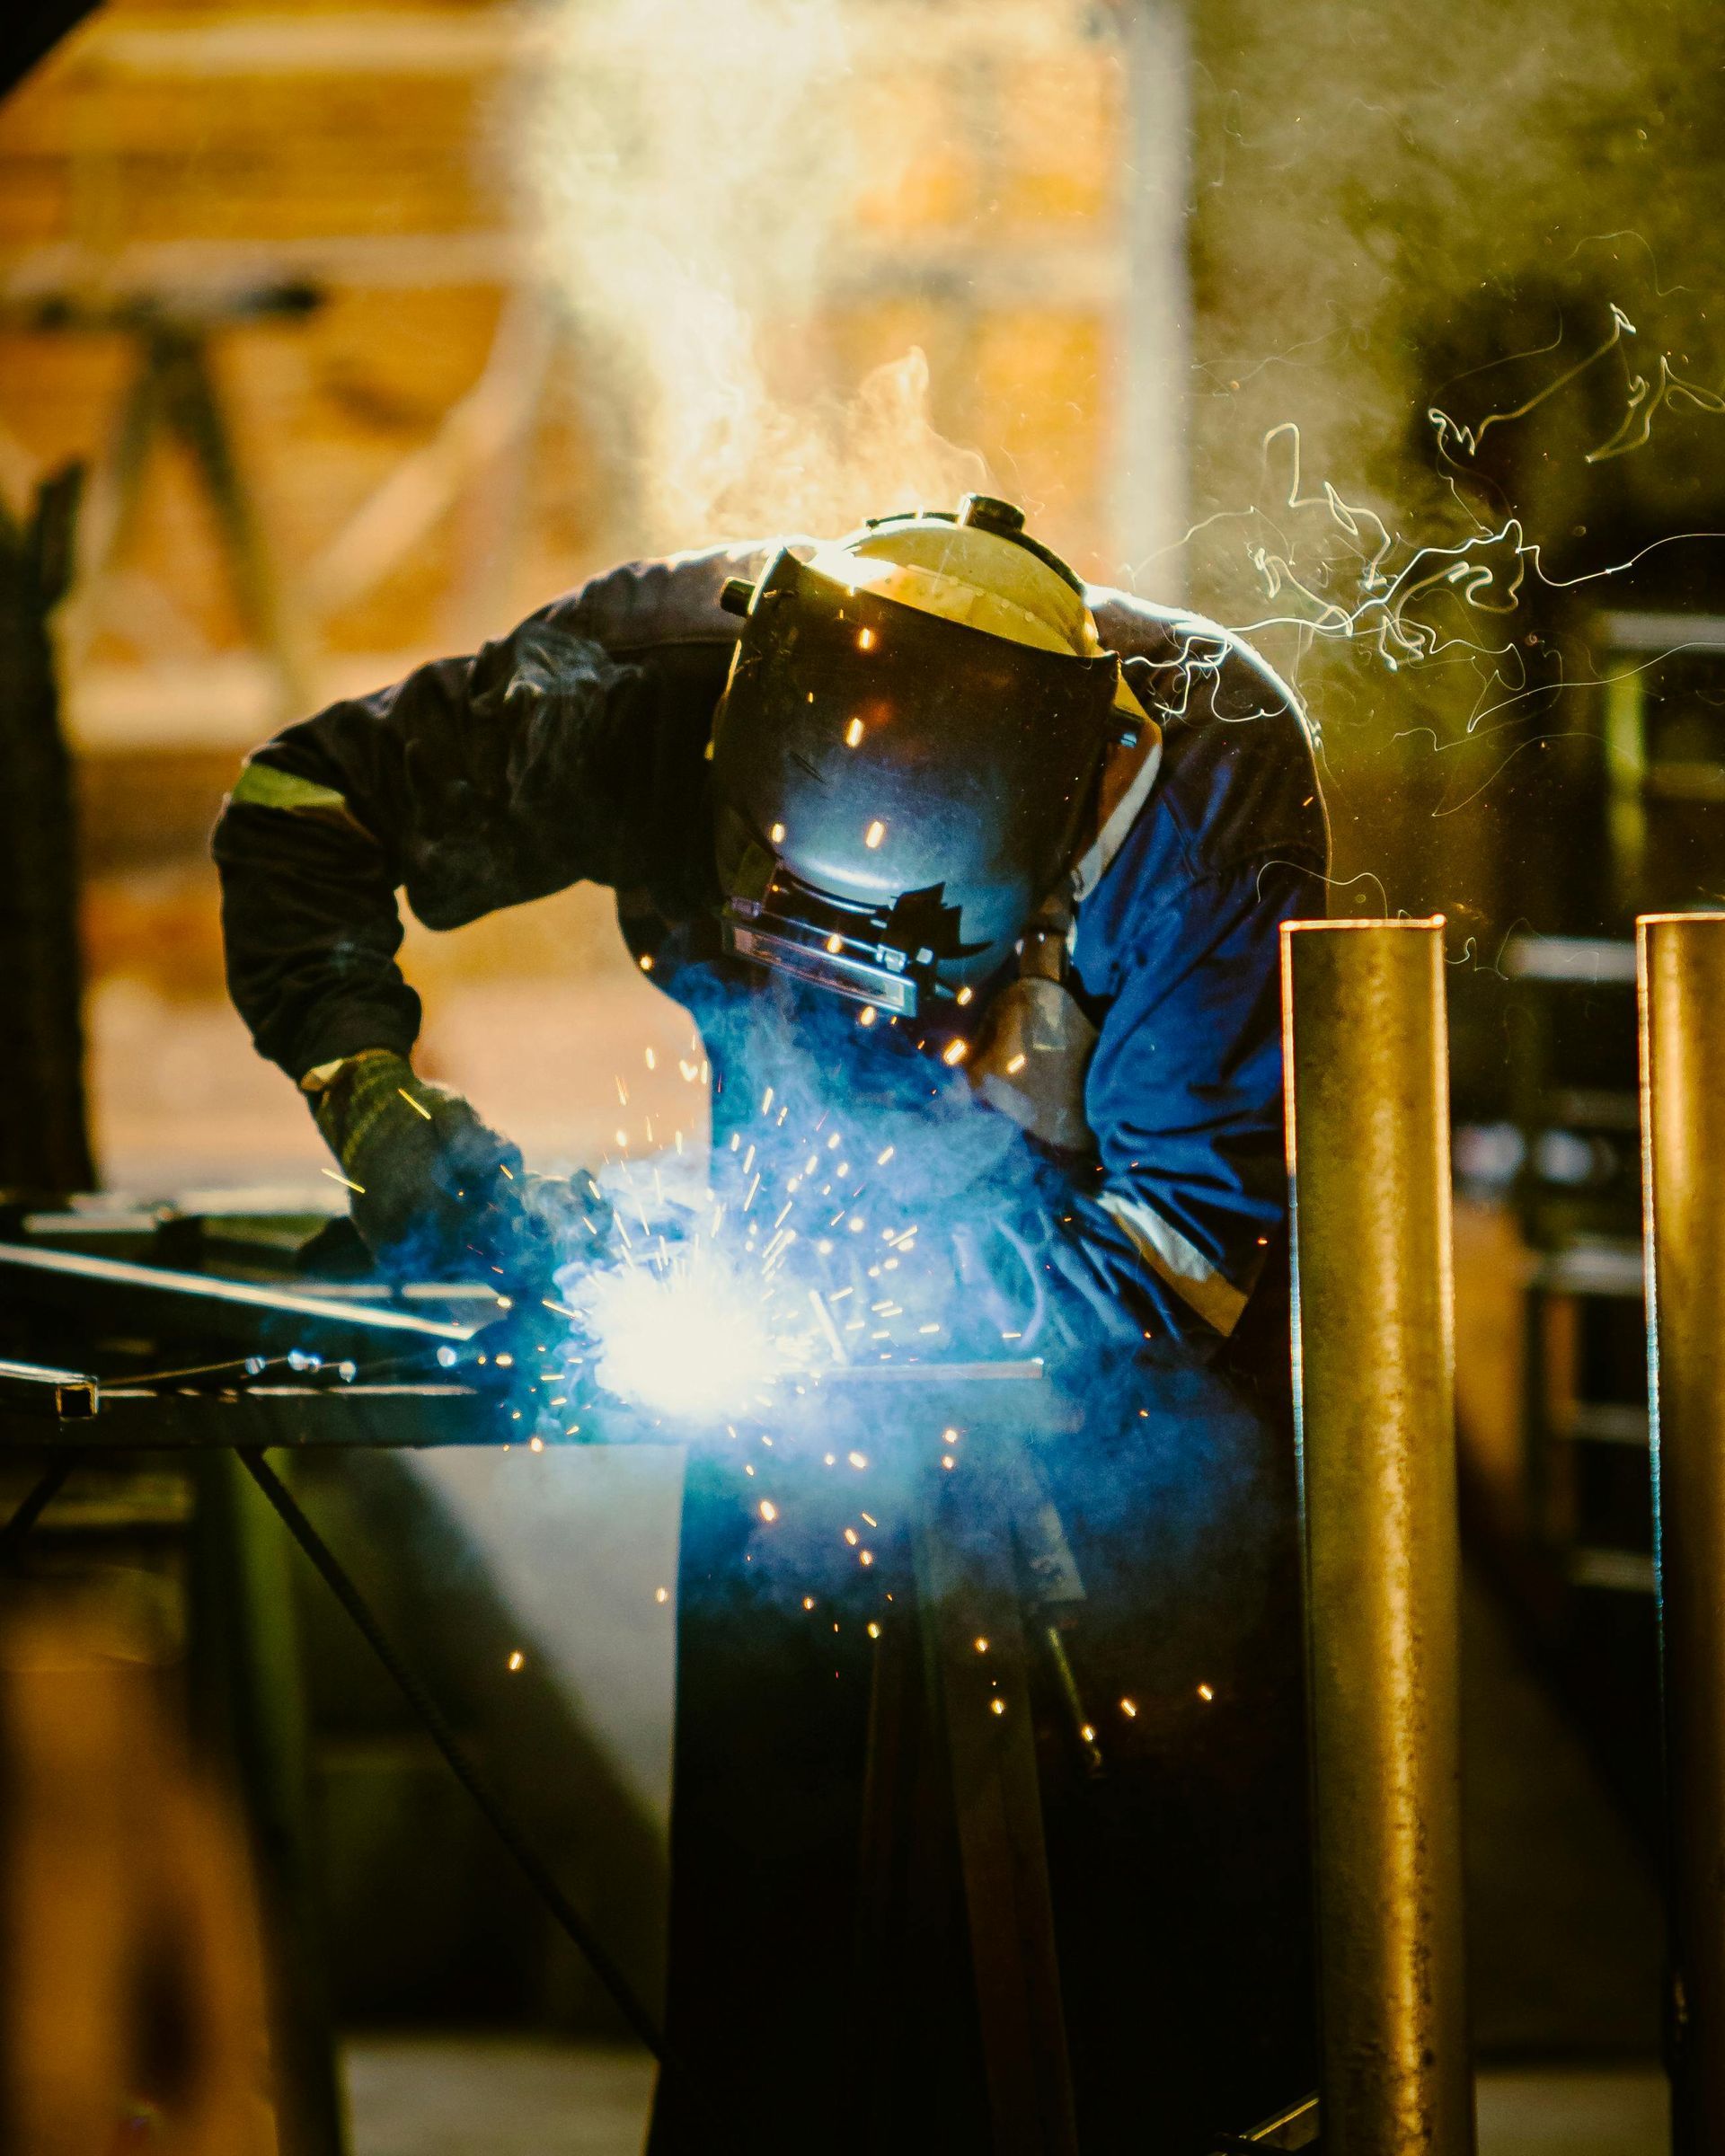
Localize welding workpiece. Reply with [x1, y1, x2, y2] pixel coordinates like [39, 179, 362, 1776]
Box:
[1638, 911, 1725, 2156]
[1281, 918, 1473, 2156]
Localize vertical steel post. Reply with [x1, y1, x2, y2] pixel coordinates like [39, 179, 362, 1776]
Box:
[1638, 911, 1725, 2154]
[1281, 918, 1473, 2156]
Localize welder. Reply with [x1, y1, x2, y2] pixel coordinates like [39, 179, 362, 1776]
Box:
[214, 494, 1329, 2153]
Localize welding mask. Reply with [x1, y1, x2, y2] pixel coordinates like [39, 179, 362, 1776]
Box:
[710, 494, 1147, 1017]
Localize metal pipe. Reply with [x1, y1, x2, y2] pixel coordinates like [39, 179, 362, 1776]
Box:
[1638, 911, 1725, 2154]
[0, 1240, 475, 1347]
[1280, 918, 1473, 2156]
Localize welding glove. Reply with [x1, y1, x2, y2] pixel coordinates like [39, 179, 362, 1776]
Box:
[305, 1049, 538, 1280]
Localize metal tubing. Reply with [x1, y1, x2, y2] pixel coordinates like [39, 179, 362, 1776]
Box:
[1281, 918, 1473, 2156]
[0, 1241, 474, 1348]
[0, 1365, 1049, 1453]
[1638, 911, 1725, 2153]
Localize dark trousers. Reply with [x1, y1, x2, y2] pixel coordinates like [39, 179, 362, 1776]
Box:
[647, 1356, 1316, 2155]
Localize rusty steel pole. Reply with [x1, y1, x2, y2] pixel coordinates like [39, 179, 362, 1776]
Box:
[1639, 912, 1725, 2154]
[1281, 918, 1473, 2156]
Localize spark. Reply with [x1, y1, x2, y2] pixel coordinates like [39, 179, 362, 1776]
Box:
[759, 1499, 779, 1523]
[864, 819, 886, 849]
[857, 627, 875, 650]
[770, 822, 785, 844]
[397, 1088, 432, 1120]
[845, 717, 864, 747]
[942, 1039, 968, 1066]
[655, 1586, 669, 1604]
[1119, 1698, 1138, 1719]
[322, 1168, 365, 1193]
[639, 954, 653, 972]
[507, 1651, 525, 1673]
[1197, 1683, 1215, 1703]
[857, 1006, 876, 1027]
[989, 1699, 1005, 1717]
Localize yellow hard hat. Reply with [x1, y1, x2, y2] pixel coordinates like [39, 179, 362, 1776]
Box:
[808, 496, 1150, 729]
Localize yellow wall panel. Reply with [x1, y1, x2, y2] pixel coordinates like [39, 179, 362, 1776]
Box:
[993, 49, 1118, 230]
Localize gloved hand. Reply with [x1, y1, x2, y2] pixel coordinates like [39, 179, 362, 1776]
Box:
[307, 1050, 535, 1279]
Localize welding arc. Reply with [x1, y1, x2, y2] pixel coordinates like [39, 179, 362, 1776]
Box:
[0, 1456, 75, 1563]
[236, 1449, 668, 2061]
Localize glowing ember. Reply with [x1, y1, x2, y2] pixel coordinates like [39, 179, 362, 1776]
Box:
[864, 818, 886, 849]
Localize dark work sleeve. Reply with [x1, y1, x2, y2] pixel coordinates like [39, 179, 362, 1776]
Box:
[212, 616, 714, 1079]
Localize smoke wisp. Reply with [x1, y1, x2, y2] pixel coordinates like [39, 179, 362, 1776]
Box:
[518, 0, 987, 549]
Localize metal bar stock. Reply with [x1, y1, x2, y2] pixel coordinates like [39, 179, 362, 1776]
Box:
[1638, 911, 1725, 2156]
[1281, 918, 1473, 2156]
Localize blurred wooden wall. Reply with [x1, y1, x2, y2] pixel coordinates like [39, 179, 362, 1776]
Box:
[0, 0, 1142, 1181]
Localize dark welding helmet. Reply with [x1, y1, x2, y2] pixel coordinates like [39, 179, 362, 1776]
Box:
[710, 494, 1148, 1017]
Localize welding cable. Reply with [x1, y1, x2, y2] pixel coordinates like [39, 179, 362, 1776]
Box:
[236, 1448, 668, 2061]
[0, 1455, 75, 1565]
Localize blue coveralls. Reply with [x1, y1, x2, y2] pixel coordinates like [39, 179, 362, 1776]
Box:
[212, 543, 1331, 2153]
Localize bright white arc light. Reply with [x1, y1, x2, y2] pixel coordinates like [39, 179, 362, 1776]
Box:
[576, 1256, 783, 1420]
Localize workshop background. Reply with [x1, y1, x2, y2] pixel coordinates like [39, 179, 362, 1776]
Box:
[3, 0, 1721, 2148]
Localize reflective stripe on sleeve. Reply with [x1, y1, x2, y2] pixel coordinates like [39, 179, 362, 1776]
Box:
[1096, 1189, 1252, 1337]
[229, 759, 372, 836]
